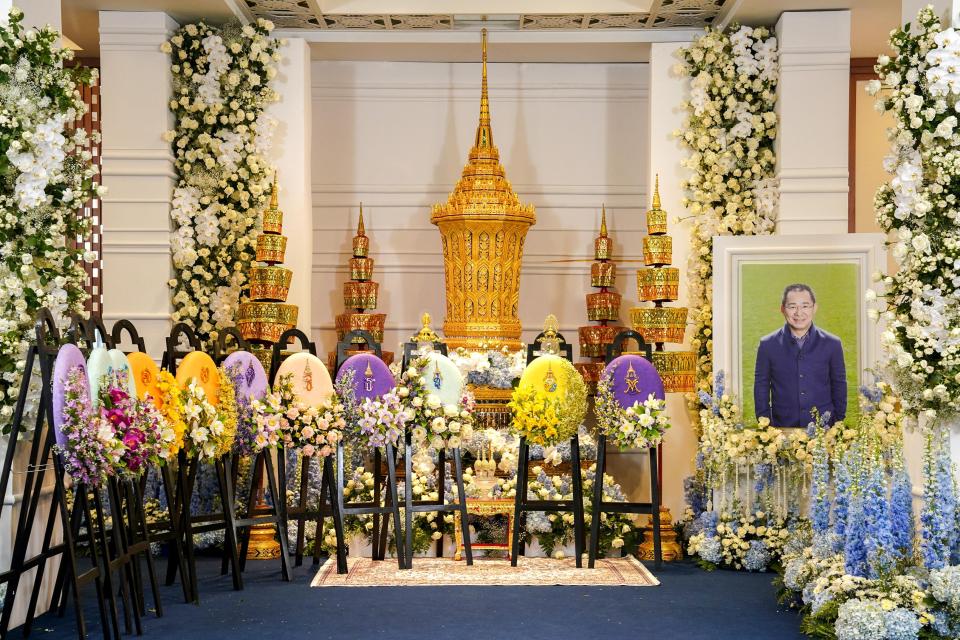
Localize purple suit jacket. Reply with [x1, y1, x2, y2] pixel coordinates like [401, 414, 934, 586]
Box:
[753, 324, 846, 427]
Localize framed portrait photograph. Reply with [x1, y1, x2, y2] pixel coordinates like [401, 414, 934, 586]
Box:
[712, 234, 886, 428]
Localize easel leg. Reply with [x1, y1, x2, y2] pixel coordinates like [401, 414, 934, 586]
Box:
[588, 435, 607, 568]
[403, 432, 413, 570]
[385, 444, 405, 569]
[264, 452, 293, 581]
[453, 449, 473, 565]
[215, 458, 243, 591]
[650, 447, 662, 570]
[322, 458, 348, 575]
[511, 438, 528, 567]
[570, 435, 585, 569]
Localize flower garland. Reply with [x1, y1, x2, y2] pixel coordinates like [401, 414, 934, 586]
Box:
[356, 389, 409, 450]
[399, 358, 476, 450]
[225, 361, 278, 456]
[56, 367, 118, 487]
[179, 373, 236, 461]
[163, 20, 281, 343]
[0, 9, 102, 432]
[255, 373, 343, 457]
[869, 7, 960, 423]
[677, 26, 779, 400]
[508, 372, 587, 447]
[156, 370, 186, 457]
[594, 367, 671, 450]
[93, 371, 168, 476]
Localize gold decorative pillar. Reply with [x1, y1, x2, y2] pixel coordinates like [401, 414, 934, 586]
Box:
[237, 174, 296, 560]
[327, 205, 393, 369]
[575, 206, 621, 390]
[630, 176, 694, 562]
[431, 29, 536, 352]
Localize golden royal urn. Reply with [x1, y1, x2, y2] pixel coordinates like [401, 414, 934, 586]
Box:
[431, 30, 535, 352]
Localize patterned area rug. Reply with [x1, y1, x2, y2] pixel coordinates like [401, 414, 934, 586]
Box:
[311, 556, 659, 587]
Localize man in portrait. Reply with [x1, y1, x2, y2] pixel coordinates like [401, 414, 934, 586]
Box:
[753, 283, 846, 427]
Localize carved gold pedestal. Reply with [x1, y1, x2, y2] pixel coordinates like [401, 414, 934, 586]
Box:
[246, 521, 282, 559]
[637, 506, 682, 562]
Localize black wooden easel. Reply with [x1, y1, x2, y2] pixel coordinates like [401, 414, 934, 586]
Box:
[264, 328, 343, 573]
[511, 330, 586, 567]
[0, 310, 121, 640]
[333, 330, 404, 570]
[160, 323, 242, 599]
[109, 319, 192, 607]
[398, 340, 473, 568]
[587, 330, 662, 569]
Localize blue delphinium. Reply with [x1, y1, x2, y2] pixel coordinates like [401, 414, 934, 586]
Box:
[889, 456, 915, 561]
[743, 539, 770, 572]
[684, 474, 708, 519]
[844, 491, 868, 577]
[862, 456, 894, 578]
[810, 423, 830, 536]
[835, 599, 886, 640]
[753, 462, 774, 496]
[921, 429, 956, 570]
[834, 452, 851, 545]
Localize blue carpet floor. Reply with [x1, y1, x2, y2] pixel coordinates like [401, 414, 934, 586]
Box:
[28, 556, 804, 639]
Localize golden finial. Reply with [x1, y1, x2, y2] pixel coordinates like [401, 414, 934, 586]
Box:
[412, 311, 441, 344]
[475, 28, 492, 149]
[652, 174, 661, 210]
[539, 313, 561, 355]
[270, 171, 279, 209]
[364, 361, 373, 378]
[600, 204, 608, 238]
[357, 202, 366, 236]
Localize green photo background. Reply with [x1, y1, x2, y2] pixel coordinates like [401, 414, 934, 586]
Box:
[739, 262, 860, 427]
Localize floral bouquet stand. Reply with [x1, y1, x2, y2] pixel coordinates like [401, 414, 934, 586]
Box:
[397, 347, 474, 568]
[334, 346, 406, 570]
[509, 347, 589, 568]
[589, 332, 666, 569]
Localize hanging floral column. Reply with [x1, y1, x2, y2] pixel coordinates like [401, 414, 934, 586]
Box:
[164, 20, 282, 345]
[0, 9, 102, 432]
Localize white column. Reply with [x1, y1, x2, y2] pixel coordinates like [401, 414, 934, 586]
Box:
[265, 38, 313, 335]
[606, 41, 696, 520]
[775, 10, 850, 235]
[99, 11, 178, 356]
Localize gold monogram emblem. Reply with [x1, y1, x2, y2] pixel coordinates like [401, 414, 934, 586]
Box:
[625, 362, 639, 395]
[303, 362, 313, 392]
[543, 363, 558, 393]
[141, 370, 151, 385]
[364, 361, 375, 393]
[200, 367, 209, 384]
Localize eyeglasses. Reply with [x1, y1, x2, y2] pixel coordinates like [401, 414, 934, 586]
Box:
[784, 304, 814, 312]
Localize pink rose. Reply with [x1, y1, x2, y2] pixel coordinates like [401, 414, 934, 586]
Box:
[302, 444, 315, 457]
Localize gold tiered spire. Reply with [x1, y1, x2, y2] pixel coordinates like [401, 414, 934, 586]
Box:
[431, 29, 536, 350]
[629, 175, 695, 393]
[329, 204, 392, 368]
[237, 174, 298, 347]
[575, 205, 621, 388]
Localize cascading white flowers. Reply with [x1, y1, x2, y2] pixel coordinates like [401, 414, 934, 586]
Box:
[163, 20, 281, 344]
[870, 6, 960, 423]
[676, 25, 779, 401]
[0, 9, 101, 432]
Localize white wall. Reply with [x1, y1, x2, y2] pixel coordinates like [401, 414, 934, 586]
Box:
[310, 60, 650, 352]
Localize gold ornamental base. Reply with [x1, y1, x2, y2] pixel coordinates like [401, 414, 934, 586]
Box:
[245, 522, 281, 560]
[650, 351, 697, 393]
[638, 506, 682, 562]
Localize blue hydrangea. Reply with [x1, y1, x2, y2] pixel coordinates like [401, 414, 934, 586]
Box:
[813, 532, 842, 559]
[882, 608, 920, 640]
[835, 599, 886, 640]
[810, 590, 833, 615]
[783, 557, 805, 591]
[525, 512, 553, 534]
[743, 539, 770, 572]
[928, 565, 960, 611]
[697, 536, 722, 564]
